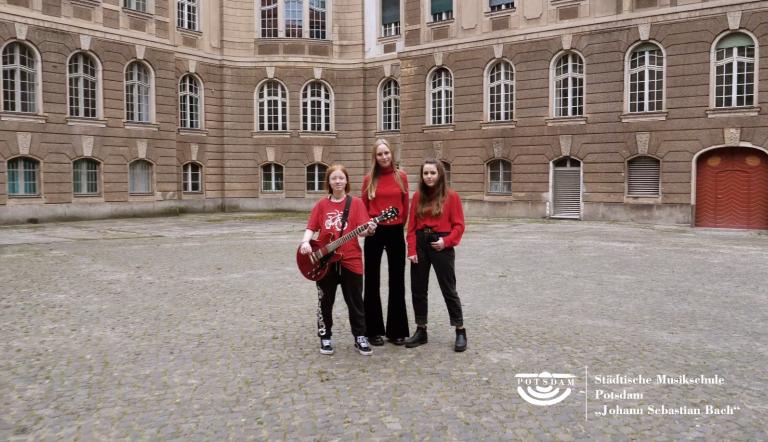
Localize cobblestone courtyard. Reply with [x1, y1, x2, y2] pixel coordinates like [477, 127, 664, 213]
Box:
[1, 213, 767, 440]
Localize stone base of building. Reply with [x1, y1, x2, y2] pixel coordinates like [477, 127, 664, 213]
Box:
[583, 202, 691, 226]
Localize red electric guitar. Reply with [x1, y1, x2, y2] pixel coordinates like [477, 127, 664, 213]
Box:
[297, 206, 399, 281]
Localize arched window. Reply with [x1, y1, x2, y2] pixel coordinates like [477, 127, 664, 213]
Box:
[429, 67, 453, 125]
[7, 157, 40, 196]
[714, 33, 756, 108]
[1, 42, 39, 113]
[177, 0, 198, 31]
[306, 163, 327, 192]
[488, 60, 514, 122]
[182, 162, 203, 193]
[125, 61, 152, 123]
[258, 80, 288, 131]
[73, 158, 100, 195]
[627, 156, 660, 196]
[380, 78, 400, 131]
[627, 43, 664, 113]
[262, 163, 284, 192]
[179, 74, 201, 129]
[302, 81, 331, 132]
[68, 52, 99, 118]
[487, 159, 511, 194]
[129, 160, 153, 194]
[553, 52, 584, 117]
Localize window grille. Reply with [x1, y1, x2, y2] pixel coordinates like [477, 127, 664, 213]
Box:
[68, 52, 98, 118]
[487, 159, 511, 194]
[182, 162, 203, 192]
[125, 62, 151, 122]
[302, 81, 331, 132]
[715, 33, 755, 108]
[488, 61, 514, 122]
[129, 160, 153, 194]
[381, 78, 400, 131]
[554, 53, 584, 117]
[430, 68, 453, 125]
[262, 163, 284, 192]
[7, 157, 39, 196]
[306, 163, 327, 192]
[258, 80, 288, 131]
[628, 43, 663, 112]
[285, 0, 303, 38]
[2, 42, 37, 113]
[177, 0, 198, 30]
[179, 74, 201, 129]
[73, 159, 100, 195]
[261, 0, 279, 38]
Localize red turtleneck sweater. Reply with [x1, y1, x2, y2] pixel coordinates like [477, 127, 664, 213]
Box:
[361, 167, 409, 226]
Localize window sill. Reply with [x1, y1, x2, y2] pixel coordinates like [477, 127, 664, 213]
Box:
[375, 130, 401, 136]
[706, 107, 760, 118]
[259, 192, 285, 198]
[624, 195, 661, 204]
[124, 121, 160, 131]
[122, 8, 153, 19]
[545, 116, 587, 126]
[427, 18, 454, 28]
[177, 28, 202, 38]
[481, 120, 517, 129]
[620, 112, 667, 122]
[252, 131, 291, 138]
[299, 131, 337, 138]
[422, 124, 455, 133]
[484, 193, 514, 201]
[182, 192, 205, 199]
[6, 196, 44, 204]
[67, 117, 107, 127]
[484, 7, 517, 18]
[0, 113, 48, 124]
[378, 35, 401, 44]
[178, 128, 208, 136]
[128, 193, 156, 201]
[71, 0, 101, 8]
[73, 195, 105, 203]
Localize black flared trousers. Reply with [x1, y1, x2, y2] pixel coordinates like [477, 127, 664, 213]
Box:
[363, 224, 410, 339]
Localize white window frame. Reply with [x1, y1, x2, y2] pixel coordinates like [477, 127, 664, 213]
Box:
[550, 51, 585, 118]
[124, 0, 148, 13]
[177, 0, 199, 31]
[255, 79, 289, 132]
[73, 158, 101, 196]
[124, 60, 155, 123]
[260, 0, 279, 38]
[379, 77, 400, 132]
[626, 155, 661, 197]
[306, 162, 327, 192]
[486, 159, 512, 194]
[485, 59, 515, 122]
[380, 0, 401, 37]
[7, 156, 41, 197]
[301, 80, 333, 132]
[129, 159, 154, 194]
[182, 162, 203, 193]
[179, 73, 203, 129]
[710, 31, 759, 109]
[258, 0, 333, 39]
[1, 40, 43, 114]
[427, 66, 453, 126]
[66, 51, 103, 119]
[309, 0, 327, 40]
[261, 162, 284, 193]
[625, 41, 666, 113]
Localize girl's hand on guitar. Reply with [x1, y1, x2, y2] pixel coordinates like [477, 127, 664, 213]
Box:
[300, 241, 312, 255]
[408, 254, 418, 264]
[365, 221, 377, 236]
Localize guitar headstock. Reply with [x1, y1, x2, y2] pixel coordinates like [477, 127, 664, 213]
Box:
[377, 206, 399, 222]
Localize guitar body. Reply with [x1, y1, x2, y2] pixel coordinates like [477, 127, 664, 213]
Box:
[296, 235, 342, 281]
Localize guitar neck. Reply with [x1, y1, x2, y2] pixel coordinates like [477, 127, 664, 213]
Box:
[326, 216, 381, 254]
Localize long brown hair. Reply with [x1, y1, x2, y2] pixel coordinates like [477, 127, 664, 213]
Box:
[416, 159, 448, 219]
[365, 138, 406, 199]
[324, 164, 351, 194]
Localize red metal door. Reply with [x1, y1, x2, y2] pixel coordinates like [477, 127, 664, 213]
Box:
[695, 147, 768, 229]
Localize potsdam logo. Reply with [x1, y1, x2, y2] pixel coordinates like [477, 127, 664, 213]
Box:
[516, 372, 577, 406]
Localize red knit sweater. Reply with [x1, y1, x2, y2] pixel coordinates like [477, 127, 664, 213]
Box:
[406, 189, 465, 257]
[361, 167, 409, 225]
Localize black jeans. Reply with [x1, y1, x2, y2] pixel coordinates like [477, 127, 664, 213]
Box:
[316, 263, 366, 338]
[363, 224, 410, 339]
[410, 230, 464, 327]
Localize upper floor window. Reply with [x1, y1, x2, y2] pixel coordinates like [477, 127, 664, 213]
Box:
[429, 67, 453, 125]
[7, 157, 39, 196]
[713, 33, 756, 108]
[257, 80, 288, 131]
[2, 41, 39, 113]
[179, 74, 201, 129]
[381, 0, 400, 37]
[487, 159, 511, 194]
[285, 0, 303, 38]
[306, 162, 327, 192]
[553, 52, 584, 117]
[68, 52, 99, 119]
[182, 162, 203, 193]
[262, 163, 284, 192]
[627, 43, 664, 113]
[302, 81, 332, 132]
[261, 0, 279, 37]
[125, 61, 152, 123]
[489, 0, 515, 11]
[627, 156, 660, 197]
[124, 0, 147, 13]
[431, 0, 452, 22]
[129, 160, 153, 194]
[381, 78, 400, 131]
[309, 0, 327, 39]
[177, 0, 199, 31]
[488, 60, 514, 122]
[73, 158, 100, 195]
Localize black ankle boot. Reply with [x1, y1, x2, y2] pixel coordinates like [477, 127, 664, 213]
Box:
[404, 327, 428, 348]
[454, 328, 467, 352]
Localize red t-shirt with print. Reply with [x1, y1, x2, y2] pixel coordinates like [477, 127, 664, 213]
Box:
[306, 195, 369, 275]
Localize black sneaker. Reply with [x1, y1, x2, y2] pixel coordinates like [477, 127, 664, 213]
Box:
[320, 338, 334, 355]
[355, 336, 373, 356]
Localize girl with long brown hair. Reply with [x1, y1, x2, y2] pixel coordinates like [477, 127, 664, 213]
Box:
[404, 159, 467, 352]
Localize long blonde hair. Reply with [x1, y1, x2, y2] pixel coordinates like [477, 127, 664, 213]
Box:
[364, 138, 406, 199]
[416, 159, 448, 219]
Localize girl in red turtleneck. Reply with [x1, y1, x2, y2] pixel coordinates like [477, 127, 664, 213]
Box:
[361, 139, 410, 346]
